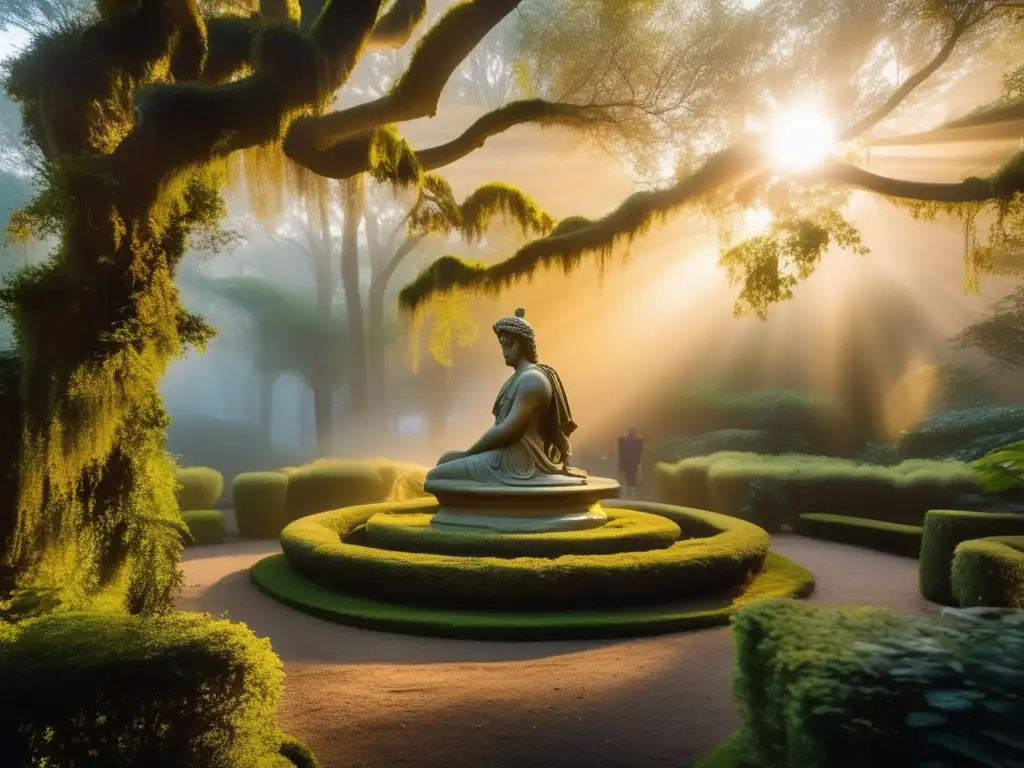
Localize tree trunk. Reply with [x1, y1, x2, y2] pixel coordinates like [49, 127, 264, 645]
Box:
[312, 202, 334, 457]
[258, 369, 278, 443]
[340, 176, 369, 427]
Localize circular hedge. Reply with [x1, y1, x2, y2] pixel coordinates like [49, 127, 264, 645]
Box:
[250, 550, 813, 641]
[278, 498, 773, 609]
[364, 507, 681, 558]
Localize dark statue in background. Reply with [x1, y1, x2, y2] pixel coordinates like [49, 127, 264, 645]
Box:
[618, 425, 644, 489]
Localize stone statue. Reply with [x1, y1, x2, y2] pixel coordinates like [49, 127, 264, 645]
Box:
[425, 308, 587, 487]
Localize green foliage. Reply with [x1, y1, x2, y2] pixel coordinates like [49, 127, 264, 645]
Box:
[657, 452, 979, 529]
[281, 458, 429, 522]
[649, 429, 812, 466]
[795, 513, 923, 558]
[0, 610, 311, 767]
[969, 438, 1024, 492]
[899, 405, 1024, 460]
[365, 507, 682, 558]
[175, 466, 224, 511]
[720, 206, 869, 319]
[280, 498, 772, 609]
[180, 509, 227, 546]
[919, 509, 1024, 604]
[730, 600, 1024, 768]
[952, 535, 1024, 608]
[410, 176, 554, 242]
[956, 283, 1024, 370]
[233, 472, 289, 539]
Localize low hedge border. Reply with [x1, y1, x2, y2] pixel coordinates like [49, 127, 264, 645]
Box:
[951, 535, 1024, 609]
[364, 507, 681, 558]
[279, 498, 773, 609]
[250, 550, 813, 641]
[0, 611, 316, 767]
[794, 514, 922, 558]
[919, 509, 1024, 605]
[181, 509, 226, 547]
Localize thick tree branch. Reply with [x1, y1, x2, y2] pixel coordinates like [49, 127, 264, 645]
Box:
[809, 156, 1024, 202]
[283, 0, 523, 157]
[866, 102, 1024, 146]
[839, 10, 973, 141]
[397, 141, 763, 312]
[286, 99, 613, 179]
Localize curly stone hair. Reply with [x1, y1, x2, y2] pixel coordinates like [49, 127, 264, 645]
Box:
[493, 308, 539, 363]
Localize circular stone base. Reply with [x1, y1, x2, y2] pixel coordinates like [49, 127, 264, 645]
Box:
[250, 551, 815, 641]
[426, 475, 621, 534]
[366, 508, 681, 557]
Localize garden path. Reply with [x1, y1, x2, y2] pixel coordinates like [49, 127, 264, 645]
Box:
[179, 535, 936, 768]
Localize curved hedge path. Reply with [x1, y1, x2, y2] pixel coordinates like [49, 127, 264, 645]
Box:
[178, 534, 936, 768]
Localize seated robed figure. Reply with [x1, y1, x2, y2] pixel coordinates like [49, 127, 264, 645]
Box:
[426, 308, 587, 487]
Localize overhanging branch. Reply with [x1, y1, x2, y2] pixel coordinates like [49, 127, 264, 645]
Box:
[287, 99, 614, 179]
[809, 158, 1023, 202]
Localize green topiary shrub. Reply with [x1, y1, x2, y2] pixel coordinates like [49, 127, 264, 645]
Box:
[233, 472, 289, 539]
[0, 611, 316, 767]
[282, 459, 430, 522]
[280, 498, 771, 609]
[658, 453, 979, 528]
[175, 467, 224, 512]
[731, 599, 1024, 768]
[920, 510, 1024, 605]
[181, 510, 227, 547]
[951, 535, 1024, 608]
[795, 514, 922, 558]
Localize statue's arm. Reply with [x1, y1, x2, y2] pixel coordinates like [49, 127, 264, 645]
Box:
[463, 371, 549, 456]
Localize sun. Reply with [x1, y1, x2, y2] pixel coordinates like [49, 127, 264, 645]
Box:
[765, 104, 837, 173]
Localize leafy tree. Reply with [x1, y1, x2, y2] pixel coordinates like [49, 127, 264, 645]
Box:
[398, 0, 1024, 319]
[955, 282, 1024, 370]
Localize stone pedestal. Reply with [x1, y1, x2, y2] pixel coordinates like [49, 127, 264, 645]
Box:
[426, 476, 621, 533]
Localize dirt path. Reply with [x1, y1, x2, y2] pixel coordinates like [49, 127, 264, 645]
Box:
[179, 536, 937, 768]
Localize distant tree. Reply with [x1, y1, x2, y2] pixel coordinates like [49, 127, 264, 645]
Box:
[956, 282, 1024, 370]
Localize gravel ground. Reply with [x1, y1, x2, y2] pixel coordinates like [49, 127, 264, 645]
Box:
[178, 533, 937, 768]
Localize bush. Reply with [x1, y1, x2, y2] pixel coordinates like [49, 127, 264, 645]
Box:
[667, 389, 841, 451]
[951, 536, 1024, 608]
[181, 510, 227, 546]
[898, 405, 1024, 460]
[280, 498, 771, 608]
[795, 514, 922, 558]
[731, 599, 1024, 768]
[175, 467, 224, 511]
[657, 453, 979, 529]
[919, 509, 1024, 605]
[233, 473, 289, 539]
[283, 458, 430, 523]
[649, 430, 811, 465]
[0, 610, 315, 767]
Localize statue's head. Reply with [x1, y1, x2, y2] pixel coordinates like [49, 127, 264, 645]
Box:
[493, 308, 539, 368]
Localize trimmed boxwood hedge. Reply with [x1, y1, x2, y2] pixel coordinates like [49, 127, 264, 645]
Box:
[731, 600, 1024, 768]
[233, 472, 289, 539]
[365, 507, 681, 558]
[181, 509, 227, 547]
[0, 611, 315, 767]
[279, 498, 771, 609]
[794, 514, 922, 558]
[919, 510, 1024, 605]
[657, 453, 979, 529]
[951, 535, 1024, 608]
[175, 467, 224, 512]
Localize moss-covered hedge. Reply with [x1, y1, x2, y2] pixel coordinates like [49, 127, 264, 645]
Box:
[794, 514, 922, 558]
[175, 466, 224, 512]
[657, 452, 979, 529]
[280, 498, 770, 609]
[0, 611, 315, 767]
[282, 458, 429, 523]
[731, 600, 1024, 768]
[181, 509, 227, 547]
[365, 508, 681, 558]
[919, 509, 1024, 605]
[951, 535, 1024, 608]
[233, 472, 289, 539]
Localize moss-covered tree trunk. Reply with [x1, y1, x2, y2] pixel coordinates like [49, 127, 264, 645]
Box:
[0, 0, 413, 614]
